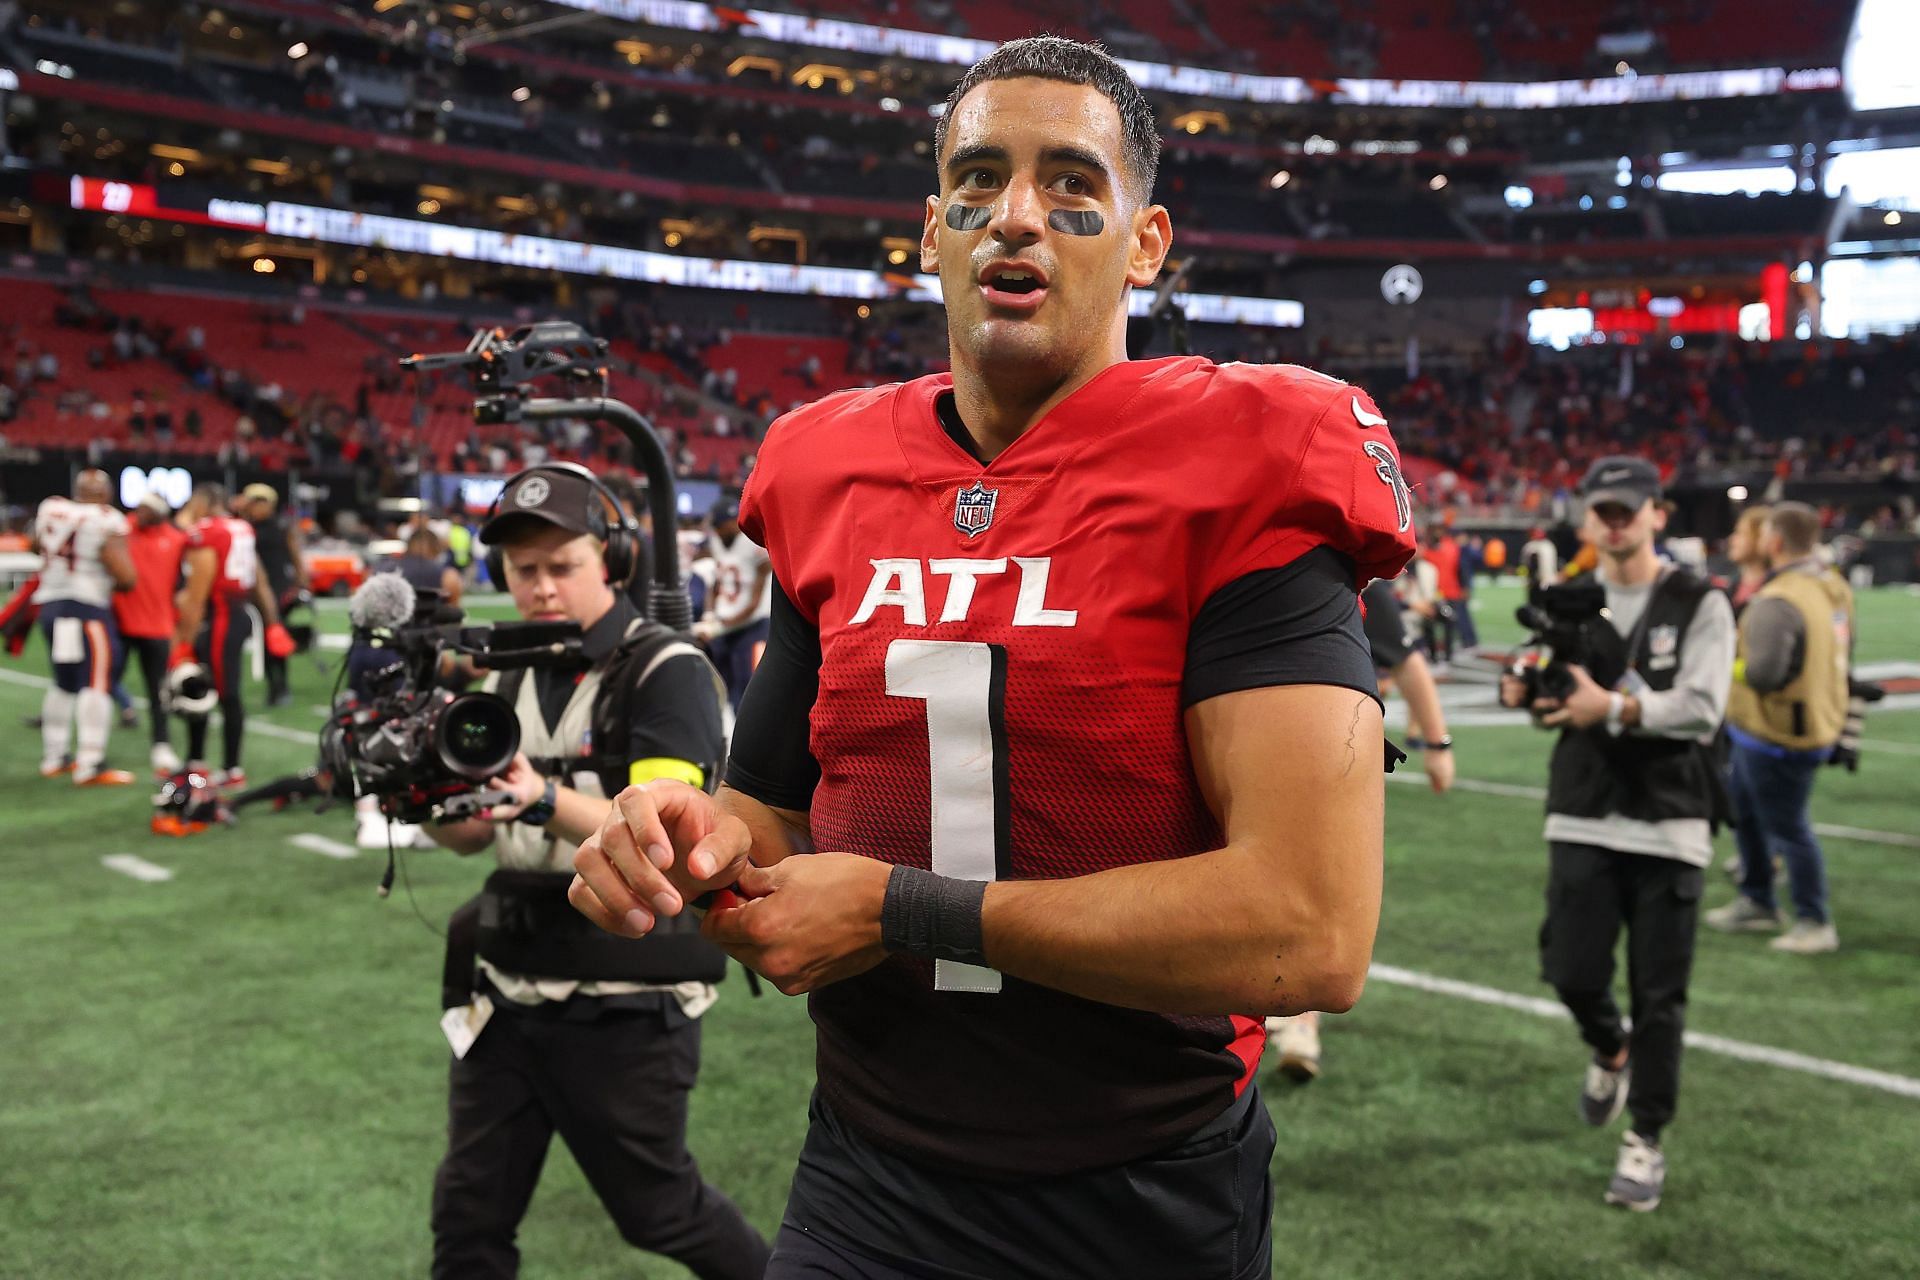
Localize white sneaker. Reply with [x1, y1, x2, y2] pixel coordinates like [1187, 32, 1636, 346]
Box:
[1581, 1054, 1631, 1127]
[1267, 1015, 1322, 1082]
[1704, 896, 1783, 933]
[1604, 1131, 1665, 1212]
[1769, 921, 1839, 954]
[151, 743, 183, 777]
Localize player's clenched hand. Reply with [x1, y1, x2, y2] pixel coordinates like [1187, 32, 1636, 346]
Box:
[700, 855, 890, 996]
[567, 780, 751, 938]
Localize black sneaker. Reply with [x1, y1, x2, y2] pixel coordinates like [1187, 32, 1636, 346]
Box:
[1581, 1053, 1630, 1127]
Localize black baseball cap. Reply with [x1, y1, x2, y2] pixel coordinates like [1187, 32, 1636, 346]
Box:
[709, 495, 741, 524]
[480, 468, 605, 544]
[1579, 456, 1662, 510]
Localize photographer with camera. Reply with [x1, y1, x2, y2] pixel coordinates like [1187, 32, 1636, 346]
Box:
[1705, 502, 1854, 955]
[1498, 457, 1734, 1213]
[422, 464, 769, 1280]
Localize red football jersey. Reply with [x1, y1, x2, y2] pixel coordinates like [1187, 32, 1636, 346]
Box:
[187, 516, 258, 606]
[740, 355, 1416, 1177]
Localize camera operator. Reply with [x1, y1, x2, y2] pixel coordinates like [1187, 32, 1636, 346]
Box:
[1705, 502, 1853, 955]
[423, 464, 769, 1280]
[1498, 457, 1734, 1214]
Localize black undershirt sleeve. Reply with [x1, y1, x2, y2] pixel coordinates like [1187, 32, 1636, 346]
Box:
[626, 651, 727, 782]
[723, 578, 822, 811]
[1182, 546, 1381, 708]
[1361, 579, 1414, 671]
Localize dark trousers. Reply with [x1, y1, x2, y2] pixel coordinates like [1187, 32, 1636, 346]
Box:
[1540, 841, 1704, 1140]
[707, 617, 769, 711]
[187, 608, 249, 770]
[430, 996, 770, 1280]
[768, 1086, 1274, 1280]
[1727, 737, 1830, 924]
[115, 635, 172, 745]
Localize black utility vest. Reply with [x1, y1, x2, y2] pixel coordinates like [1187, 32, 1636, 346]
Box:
[442, 623, 727, 1005]
[1546, 568, 1724, 827]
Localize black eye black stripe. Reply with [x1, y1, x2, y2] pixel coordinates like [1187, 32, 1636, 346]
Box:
[945, 205, 991, 231]
[1048, 210, 1104, 236]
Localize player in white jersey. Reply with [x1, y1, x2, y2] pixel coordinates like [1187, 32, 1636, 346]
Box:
[30, 469, 138, 784]
[694, 495, 770, 710]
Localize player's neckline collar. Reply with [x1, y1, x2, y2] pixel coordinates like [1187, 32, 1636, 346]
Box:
[894, 357, 1187, 483]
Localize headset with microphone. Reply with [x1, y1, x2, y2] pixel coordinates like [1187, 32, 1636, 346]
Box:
[481, 461, 643, 591]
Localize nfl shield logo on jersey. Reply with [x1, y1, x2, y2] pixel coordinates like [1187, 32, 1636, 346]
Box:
[953, 482, 998, 538]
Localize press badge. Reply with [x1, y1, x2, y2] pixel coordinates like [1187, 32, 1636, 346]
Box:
[440, 994, 495, 1060]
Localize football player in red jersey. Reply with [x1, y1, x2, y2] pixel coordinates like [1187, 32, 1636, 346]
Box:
[172, 483, 289, 789]
[571, 37, 1416, 1278]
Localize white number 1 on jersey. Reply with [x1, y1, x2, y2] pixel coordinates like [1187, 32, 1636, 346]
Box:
[884, 639, 1008, 994]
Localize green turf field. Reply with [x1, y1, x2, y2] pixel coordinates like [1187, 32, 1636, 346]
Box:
[2, 582, 1916, 1278]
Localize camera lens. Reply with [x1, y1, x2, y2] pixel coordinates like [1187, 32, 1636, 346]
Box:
[434, 692, 519, 780]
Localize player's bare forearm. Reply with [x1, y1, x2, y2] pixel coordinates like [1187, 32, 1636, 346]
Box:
[104, 536, 137, 592]
[250, 570, 280, 626]
[1391, 651, 1448, 742]
[981, 685, 1385, 1018]
[174, 551, 215, 645]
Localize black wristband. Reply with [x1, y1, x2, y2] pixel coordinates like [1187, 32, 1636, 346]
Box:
[1426, 735, 1453, 752]
[881, 866, 989, 967]
[516, 776, 558, 826]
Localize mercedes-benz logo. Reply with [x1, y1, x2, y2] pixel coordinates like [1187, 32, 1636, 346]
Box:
[1381, 264, 1424, 305]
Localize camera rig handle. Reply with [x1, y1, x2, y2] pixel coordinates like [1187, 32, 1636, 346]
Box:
[401, 323, 696, 632]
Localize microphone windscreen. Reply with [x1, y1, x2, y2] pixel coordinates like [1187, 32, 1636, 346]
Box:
[348, 573, 417, 632]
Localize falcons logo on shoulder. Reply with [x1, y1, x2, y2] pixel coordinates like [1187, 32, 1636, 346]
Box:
[1363, 440, 1413, 533]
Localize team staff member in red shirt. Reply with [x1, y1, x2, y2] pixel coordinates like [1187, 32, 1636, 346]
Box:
[115, 493, 189, 776]
[172, 483, 291, 789]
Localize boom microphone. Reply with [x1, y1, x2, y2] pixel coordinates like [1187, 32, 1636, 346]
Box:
[348, 573, 417, 632]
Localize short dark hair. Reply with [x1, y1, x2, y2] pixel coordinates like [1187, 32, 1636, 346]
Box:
[934, 36, 1160, 205]
[1767, 502, 1821, 556]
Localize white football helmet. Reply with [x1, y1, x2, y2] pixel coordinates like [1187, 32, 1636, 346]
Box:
[165, 661, 218, 717]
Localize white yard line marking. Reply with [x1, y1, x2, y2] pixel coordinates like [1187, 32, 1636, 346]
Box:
[289, 833, 356, 859]
[1368, 963, 1920, 1101]
[1386, 770, 1920, 849]
[101, 853, 173, 882]
[0, 668, 315, 745]
[1859, 738, 1920, 756]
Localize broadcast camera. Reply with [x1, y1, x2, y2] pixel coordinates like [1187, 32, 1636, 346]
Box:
[1509, 577, 1609, 704]
[319, 574, 584, 825]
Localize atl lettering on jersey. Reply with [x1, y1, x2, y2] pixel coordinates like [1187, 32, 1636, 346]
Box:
[739, 355, 1416, 1179]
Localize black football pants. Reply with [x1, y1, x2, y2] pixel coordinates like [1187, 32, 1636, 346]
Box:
[1540, 841, 1704, 1141]
[768, 1084, 1274, 1280]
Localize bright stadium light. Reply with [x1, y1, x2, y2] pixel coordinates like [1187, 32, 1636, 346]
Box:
[1845, 0, 1920, 111]
[1655, 165, 1796, 196]
[1728, 485, 1749, 500]
[1825, 146, 1920, 209]
[1504, 185, 1534, 209]
[287, 42, 310, 59]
